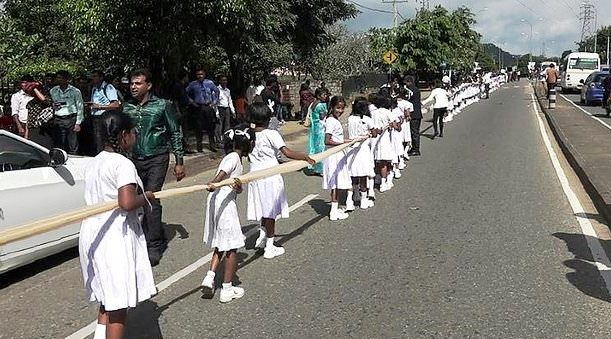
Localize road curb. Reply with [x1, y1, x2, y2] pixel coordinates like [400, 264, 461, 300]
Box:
[533, 83, 611, 225]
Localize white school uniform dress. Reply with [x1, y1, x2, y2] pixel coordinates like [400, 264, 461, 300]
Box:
[346, 115, 375, 178]
[247, 129, 290, 221]
[372, 108, 394, 161]
[79, 151, 156, 311]
[368, 105, 379, 158]
[323, 116, 352, 190]
[204, 152, 245, 252]
[398, 99, 413, 143]
[390, 107, 404, 162]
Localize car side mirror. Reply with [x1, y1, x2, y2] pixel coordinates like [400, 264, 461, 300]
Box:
[580, 79, 585, 84]
[49, 148, 68, 166]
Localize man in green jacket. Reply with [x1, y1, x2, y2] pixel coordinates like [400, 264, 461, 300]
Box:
[123, 69, 186, 266]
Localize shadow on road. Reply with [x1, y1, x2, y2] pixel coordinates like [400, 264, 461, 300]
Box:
[553, 232, 611, 303]
[0, 247, 79, 289]
[121, 198, 331, 338]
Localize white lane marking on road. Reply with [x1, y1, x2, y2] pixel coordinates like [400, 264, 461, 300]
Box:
[558, 94, 611, 131]
[532, 93, 611, 294]
[66, 193, 319, 339]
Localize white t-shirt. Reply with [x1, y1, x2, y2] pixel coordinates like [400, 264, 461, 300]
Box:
[391, 107, 404, 123]
[216, 152, 243, 192]
[372, 107, 393, 130]
[84, 151, 140, 205]
[348, 115, 374, 139]
[397, 99, 414, 117]
[249, 129, 286, 170]
[325, 116, 344, 145]
[11, 90, 33, 123]
[422, 88, 450, 109]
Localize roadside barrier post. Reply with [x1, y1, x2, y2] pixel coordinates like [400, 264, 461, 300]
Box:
[549, 88, 557, 109]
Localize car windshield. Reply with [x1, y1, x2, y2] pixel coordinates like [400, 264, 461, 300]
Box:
[594, 74, 608, 83]
[569, 58, 599, 70]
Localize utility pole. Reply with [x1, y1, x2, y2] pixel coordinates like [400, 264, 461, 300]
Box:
[381, 0, 409, 83]
[580, 0, 596, 52]
[382, 0, 409, 28]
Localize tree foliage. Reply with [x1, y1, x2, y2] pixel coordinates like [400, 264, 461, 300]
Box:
[308, 25, 375, 80]
[368, 6, 483, 73]
[0, 0, 357, 89]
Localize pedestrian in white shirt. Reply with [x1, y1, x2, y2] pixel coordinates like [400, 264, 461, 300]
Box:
[421, 80, 450, 139]
[216, 75, 235, 142]
[11, 75, 35, 138]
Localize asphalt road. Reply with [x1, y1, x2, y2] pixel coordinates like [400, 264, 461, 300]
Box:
[3, 81, 611, 338]
[560, 91, 610, 119]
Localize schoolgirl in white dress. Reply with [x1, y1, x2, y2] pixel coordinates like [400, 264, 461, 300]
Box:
[396, 89, 414, 163]
[390, 99, 404, 178]
[323, 96, 354, 220]
[347, 97, 376, 209]
[201, 125, 255, 303]
[79, 111, 157, 339]
[366, 94, 381, 200]
[371, 94, 395, 192]
[247, 102, 315, 259]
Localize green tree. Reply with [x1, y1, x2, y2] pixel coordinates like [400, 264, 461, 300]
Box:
[368, 6, 482, 73]
[309, 24, 375, 80]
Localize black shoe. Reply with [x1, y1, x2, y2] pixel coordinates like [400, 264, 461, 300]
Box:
[439, 134, 443, 138]
[410, 151, 421, 156]
[148, 249, 162, 267]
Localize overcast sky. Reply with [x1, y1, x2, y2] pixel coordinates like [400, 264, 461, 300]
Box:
[345, 0, 611, 57]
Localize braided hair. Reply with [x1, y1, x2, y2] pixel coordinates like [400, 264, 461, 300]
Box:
[102, 110, 135, 155]
[223, 123, 256, 155]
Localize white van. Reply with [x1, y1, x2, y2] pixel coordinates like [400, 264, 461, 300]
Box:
[560, 52, 601, 92]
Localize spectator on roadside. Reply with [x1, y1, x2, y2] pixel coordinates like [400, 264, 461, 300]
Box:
[299, 81, 315, 122]
[216, 75, 235, 141]
[186, 68, 220, 152]
[43, 73, 56, 94]
[405, 76, 422, 156]
[0, 96, 15, 132]
[603, 75, 611, 116]
[11, 75, 35, 138]
[49, 70, 84, 154]
[261, 77, 280, 118]
[89, 70, 121, 154]
[545, 63, 560, 98]
[123, 68, 185, 267]
[246, 79, 260, 104]
[234, 93, 248, 123]
[111, 76, 126, 103]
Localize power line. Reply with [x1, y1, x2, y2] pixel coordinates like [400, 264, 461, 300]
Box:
[346, 0, 394, 14]
[512, 0, 538, 15]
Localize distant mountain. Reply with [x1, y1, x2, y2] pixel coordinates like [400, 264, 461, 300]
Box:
[483, 43, 520, 67]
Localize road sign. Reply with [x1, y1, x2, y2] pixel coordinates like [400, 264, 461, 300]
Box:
[383, 50, 399, 64]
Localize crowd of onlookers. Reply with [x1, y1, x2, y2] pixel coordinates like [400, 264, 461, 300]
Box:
[0, 69, 325, 156]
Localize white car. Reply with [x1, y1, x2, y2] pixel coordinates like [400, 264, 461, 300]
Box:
[0, 130, 91, 273]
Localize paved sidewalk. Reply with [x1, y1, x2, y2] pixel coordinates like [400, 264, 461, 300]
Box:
[534, 82, 611, 223]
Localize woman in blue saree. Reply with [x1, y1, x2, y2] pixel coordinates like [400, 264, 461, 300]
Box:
[306, 88, 329, 175]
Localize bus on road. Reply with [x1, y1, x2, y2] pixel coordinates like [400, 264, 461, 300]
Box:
[559, 52, 600, 93]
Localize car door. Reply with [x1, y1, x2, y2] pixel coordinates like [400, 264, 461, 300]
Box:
[0, 132, 86, 273]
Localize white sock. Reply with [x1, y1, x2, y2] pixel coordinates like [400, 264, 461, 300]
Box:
[346, 191, 354, 204]
[222, 282, 232, 290]
[258, 228, 266, 239]
[331, 202, 339, 214]
[93, 324, 106, 339]
[206, 270, 215, 277]
[266, 237, 275, 248]
[368, 178, 374, 190]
